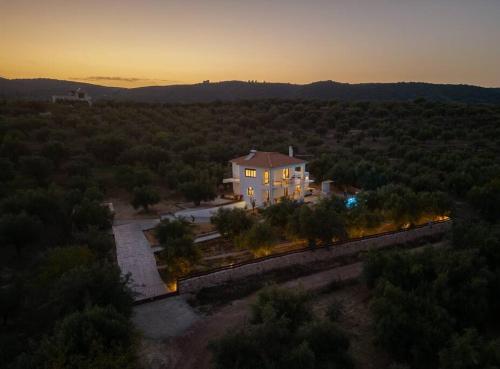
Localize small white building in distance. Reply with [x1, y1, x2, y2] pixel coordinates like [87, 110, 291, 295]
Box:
[52, 88, 92, 106]
[224, 147, 313, 208]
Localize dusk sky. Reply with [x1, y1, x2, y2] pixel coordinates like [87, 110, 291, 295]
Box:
[1, 0, 500, 88]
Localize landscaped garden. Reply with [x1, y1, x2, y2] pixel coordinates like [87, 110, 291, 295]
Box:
[149, 183, 451, 287]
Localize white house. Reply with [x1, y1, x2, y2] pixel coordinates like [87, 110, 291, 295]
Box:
[223, 147, 313, 207]
[52, 88, 92, 106]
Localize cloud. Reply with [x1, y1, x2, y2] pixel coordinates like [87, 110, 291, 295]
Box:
[72, 76, 178, 84]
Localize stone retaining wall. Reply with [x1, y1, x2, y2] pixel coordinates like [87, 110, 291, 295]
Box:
[178, 220, 452, 294]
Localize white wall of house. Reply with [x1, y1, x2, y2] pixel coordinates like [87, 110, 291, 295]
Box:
[231, 162, 309, 207]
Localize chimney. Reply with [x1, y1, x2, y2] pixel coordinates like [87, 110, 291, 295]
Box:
[288, 145, 294, 157]
[245, 149, 257, 160]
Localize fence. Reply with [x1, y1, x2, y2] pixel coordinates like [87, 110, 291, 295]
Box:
[177, 219, 452, 294]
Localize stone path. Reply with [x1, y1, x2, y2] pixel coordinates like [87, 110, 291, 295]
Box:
[113, 219, 169, 301]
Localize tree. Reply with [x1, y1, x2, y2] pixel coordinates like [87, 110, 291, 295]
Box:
[288, 205, 317, 248]
[313, 201, 347, 247]
[262, 198, 300, 229]
[439, 329, 483, 369]
[0, 212, 43, 254]
[210, 287, 353, 369]
[119, 144, 170, 170]
[0, 158, 14, 182]
[370, 281, 453, 368]
[155, 218, 199, 282]
[48, 263, 134, 318]
[36, 306, 137, 369]
[297, 321, 353, 369]
[0, 279, 23, 326]
[19, 155, 54, 184]
[73, 227, 114, 258]
[210, 207, 253, 238]
[155, 218, 193, 245]
[37, 246, 95, 287]
[468, 178, 500, 221]
[250, 286, 312, 330]
[72, 200, 113, 231]
[88, 134, 130, 164]
[41, 141, 67, 168]
[179, 179, 216, 206]
[237, 222, 278, 254]
[114, 165, 154, 191]
[131, 186, 160, 212]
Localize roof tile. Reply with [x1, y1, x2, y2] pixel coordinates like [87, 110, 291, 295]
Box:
[230, 151, 306, 168]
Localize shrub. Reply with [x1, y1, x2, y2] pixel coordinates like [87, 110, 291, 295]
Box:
[210, 207, 253, 238]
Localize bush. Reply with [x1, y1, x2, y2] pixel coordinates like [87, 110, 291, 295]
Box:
[210, 207, 253, 238]
[236, 222, 278, 254]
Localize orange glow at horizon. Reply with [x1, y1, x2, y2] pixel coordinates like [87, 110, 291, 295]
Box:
[1, 0, 500, 88]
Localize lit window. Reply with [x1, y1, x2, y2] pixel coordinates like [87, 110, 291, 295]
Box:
[264, 170, 269, 184]
[245, 168, 256, 177]
[284, 187, 289, 197]
[295, 185, 301, 193]
[282, 168, 289, 179]
[247, 187, 254, 196]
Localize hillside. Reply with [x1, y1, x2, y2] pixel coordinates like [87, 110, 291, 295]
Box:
[0, 77, 121, 100]
[1, 77, 500, 103]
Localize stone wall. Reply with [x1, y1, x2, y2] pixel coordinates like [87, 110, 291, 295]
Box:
[178, 220, 452, 294]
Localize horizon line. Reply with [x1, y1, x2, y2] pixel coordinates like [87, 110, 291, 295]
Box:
[1, 75, 499, 90]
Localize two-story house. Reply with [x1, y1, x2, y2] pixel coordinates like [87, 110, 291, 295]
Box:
[223, 147, 312, 207]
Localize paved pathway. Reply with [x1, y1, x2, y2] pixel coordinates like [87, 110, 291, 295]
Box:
[163, 201, 246, 222]
[113, 219, 168, 301]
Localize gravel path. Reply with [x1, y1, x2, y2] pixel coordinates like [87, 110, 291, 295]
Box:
[133, 296, 200, 340]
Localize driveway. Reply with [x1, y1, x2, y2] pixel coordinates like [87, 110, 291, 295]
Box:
[163, 201, 246, 222]
[113, 219, 169, 300]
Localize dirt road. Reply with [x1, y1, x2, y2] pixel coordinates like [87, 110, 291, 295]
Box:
[138, 262, 363, 369]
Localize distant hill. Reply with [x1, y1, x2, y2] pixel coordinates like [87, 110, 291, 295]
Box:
[1, 77, 500, 104]
[0, 78, 121, 100]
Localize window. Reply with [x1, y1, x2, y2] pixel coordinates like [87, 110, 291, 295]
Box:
[247, 187, 254, 196]
[295, 185, 301, 193]
[265, 190, 270, 201]
[284, 187, 289, 197]
[264, 170, 269, 184]
[245, 168, 256, 177]
[282, 168, 289, 179]
[295, 166, 302, 172]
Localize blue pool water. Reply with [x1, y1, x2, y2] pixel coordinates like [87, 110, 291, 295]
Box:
[345, 196, 358, 209]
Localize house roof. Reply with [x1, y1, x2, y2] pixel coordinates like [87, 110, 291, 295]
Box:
[230, 151, 306, 169]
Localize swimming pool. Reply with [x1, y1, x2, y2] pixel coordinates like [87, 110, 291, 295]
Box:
[345, 196, 358, 209]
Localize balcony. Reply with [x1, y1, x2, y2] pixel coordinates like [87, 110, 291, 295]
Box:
[273, 178, 302, 188]
[222, 177, 240, 184]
